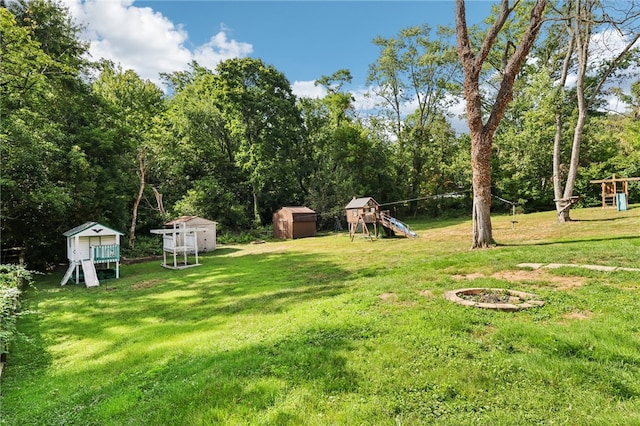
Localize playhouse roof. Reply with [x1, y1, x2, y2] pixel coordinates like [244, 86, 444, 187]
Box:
[63, 222, 124, 237]
[345, 197, 378, 209]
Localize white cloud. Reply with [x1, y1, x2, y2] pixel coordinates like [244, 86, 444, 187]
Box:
[590, 28, 637, 61]
[291, 80, 326, 99]
[590, 29, 640, 114]
[61, 0, 252, 88]
[351, 86, 469, 134]
[193, 32, 253, 70]
[351, 87, 378, 111]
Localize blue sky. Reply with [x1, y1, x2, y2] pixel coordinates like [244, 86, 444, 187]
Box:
[135, 1, 492, 85]
[64, 0, 494, 98]
[60, 0, 637, 129]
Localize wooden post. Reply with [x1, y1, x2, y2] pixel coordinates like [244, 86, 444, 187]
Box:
[612, 174, 617, 208]
[115, 233, 120, 279]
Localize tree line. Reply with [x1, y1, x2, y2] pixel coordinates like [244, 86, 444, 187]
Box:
[2, 0, 639, 267]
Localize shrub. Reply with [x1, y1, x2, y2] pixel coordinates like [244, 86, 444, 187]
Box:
[217, 225, 273, 244]
[121, 235, 163, 259]
[0, 265, 35, 358]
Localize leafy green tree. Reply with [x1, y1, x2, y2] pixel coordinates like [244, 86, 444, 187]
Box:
[92, 62, 166, 247]
[0, 1, 98, 268]
[493, 67, 557, 211]
[547, 0, 640, 221]
[301, 72, 399, 227]
[315, 69, 355, 126]
[212, 58, 309, 225]
[368, 25, 460, 212]
[160, 64, 251, 229]
[588, 82, 640, 200]
[160, 59, 311, 228]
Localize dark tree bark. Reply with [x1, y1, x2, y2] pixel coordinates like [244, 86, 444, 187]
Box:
[455, 0, 547, 248]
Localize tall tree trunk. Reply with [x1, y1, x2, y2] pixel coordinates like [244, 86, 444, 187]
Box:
[456, 0, 546, 248]
[559, 107, 586, 221]
[471, 133, 493, 247]
[252, 184, 261, 226]
[553, 28, 574, 222]
[557, 1, 590, 223]
[128, 149, 146, 248]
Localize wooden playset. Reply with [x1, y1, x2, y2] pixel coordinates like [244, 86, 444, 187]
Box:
[345, 197, 417, 241]
[590, 174, 640, 210]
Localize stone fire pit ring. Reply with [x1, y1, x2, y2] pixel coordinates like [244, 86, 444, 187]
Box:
[444, 288, 544, 311]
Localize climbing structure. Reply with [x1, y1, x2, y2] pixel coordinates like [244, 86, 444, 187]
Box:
[590, 174, 640, 210]
[345, 197, 417, 241]
[150, 221, 208, 269]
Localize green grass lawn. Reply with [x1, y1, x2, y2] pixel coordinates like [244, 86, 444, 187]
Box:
[2, 206, 640, 425]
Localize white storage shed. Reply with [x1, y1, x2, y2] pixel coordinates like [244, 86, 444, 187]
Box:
[150, 216, 217, 270]
[165, 216, 217, 253]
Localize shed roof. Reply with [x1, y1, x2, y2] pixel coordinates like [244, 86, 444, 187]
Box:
[275, 206, 317, 222]
[63, 222, 124, 237]
[280, 206, 316, 214]
[165, 216, 217, 226]
[345, 197, 378, 209]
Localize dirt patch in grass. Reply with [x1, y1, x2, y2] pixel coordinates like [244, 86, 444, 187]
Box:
[418, 290, 434, 298]
[451, 272, 484, 280]
[379, 292, 416, 307]
[472, 324, 497, 338]
[562, 310, 592, 320]
[452, 269, 586, 289]
[380, 292, 398, 302]
[132, 279, 163, 290]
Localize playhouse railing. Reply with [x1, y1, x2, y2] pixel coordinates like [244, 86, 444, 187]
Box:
[91, 244, 120, 263]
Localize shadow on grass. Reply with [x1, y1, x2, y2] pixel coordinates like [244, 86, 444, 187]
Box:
[2, 307, 53, 384]
[199, 246, 242, 257]
[5, 321, 364, 425]
[570, 216, 629, 222]
[7, 319, 364, 424]
[121, 323, 363, 424]
[497, 234, 640, 247]
[8, 250, 353, 395]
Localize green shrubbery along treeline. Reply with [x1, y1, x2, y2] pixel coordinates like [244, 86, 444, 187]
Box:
[0, 265, 35, 361]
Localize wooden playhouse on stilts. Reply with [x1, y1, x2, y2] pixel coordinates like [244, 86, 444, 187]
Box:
[345, 197, 417, 241]
[61, 222, 123, 287]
